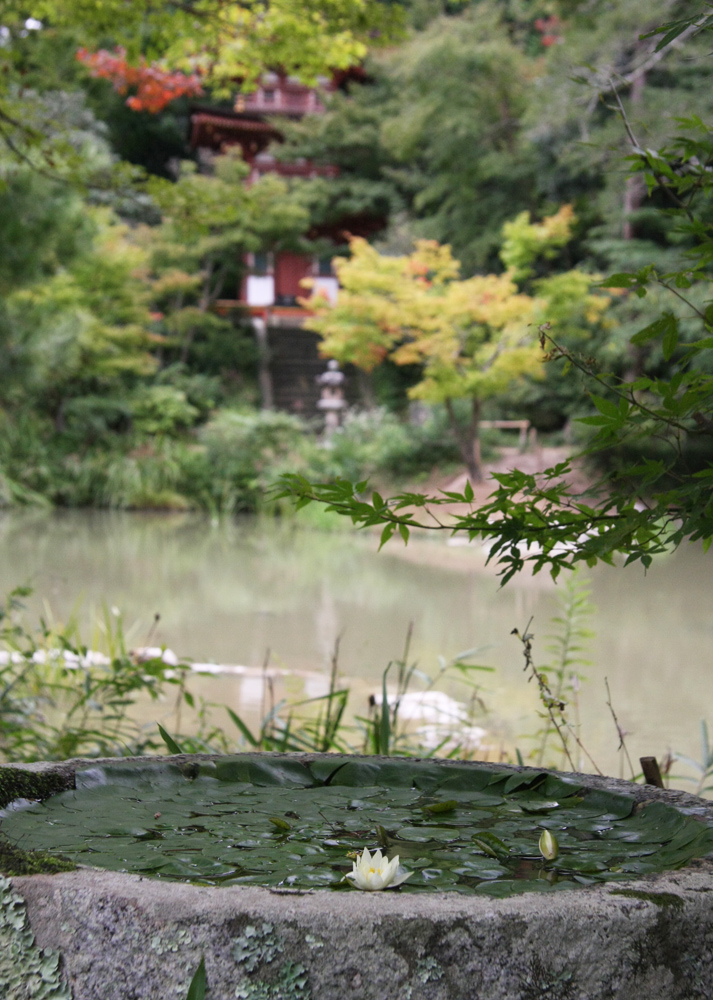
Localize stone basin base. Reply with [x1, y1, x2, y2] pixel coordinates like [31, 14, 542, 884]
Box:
[4, 754, 713, 1000]
[12, 863, 713, 1000]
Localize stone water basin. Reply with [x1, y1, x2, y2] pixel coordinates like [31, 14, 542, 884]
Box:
[2, 753, 713, 999]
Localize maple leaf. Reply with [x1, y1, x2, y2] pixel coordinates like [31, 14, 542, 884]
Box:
[77, 47, 203, 113]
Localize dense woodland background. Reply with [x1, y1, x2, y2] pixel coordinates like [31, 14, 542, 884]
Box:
[1, 0, 711, 513]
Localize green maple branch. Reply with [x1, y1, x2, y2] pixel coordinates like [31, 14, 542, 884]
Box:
[539, 325, 695, 437]
[656, 280, 708, 323]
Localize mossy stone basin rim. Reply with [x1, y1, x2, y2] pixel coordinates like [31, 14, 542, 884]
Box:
[2, 752, 713, 897]
[4, 755, 713, 1000]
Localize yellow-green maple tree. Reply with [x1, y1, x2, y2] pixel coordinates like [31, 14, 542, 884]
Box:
[305, 207, 607, 481]
[305, 237, 542, 480]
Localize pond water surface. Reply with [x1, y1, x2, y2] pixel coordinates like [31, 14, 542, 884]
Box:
[0, 509, 710, 785]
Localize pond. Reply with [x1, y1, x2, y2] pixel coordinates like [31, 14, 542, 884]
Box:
[0, 508, 711, 784]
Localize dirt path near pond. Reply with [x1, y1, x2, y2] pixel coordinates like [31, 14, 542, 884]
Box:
[414, 445, 596, 509]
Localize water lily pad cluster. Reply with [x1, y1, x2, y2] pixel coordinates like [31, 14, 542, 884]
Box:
[1, 756, 712, 897]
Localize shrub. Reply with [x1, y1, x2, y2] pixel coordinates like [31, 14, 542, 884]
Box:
[307, 405, 473, 484]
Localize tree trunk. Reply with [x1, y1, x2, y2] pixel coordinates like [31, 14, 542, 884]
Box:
[622, 51, 648, 384]
[445, 397, 483, 482]
[180, 260, 215, 364]
[622, 53, 646, 241]
[54, 398, 65, 434]
[470, 398, 482, 480]
[357, 368, 376, 409]
[252, 316, 274, 409]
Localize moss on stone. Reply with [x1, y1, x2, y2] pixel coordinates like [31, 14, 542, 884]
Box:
[231, 923, 311, 999]
[0, 837, 75, 877]
[232, 923, 284, 972]
[0, 766, 76, 876]
[0, 766, 73, 811]
[234, 963, 310, 1000]
[0, 875, 72, 999]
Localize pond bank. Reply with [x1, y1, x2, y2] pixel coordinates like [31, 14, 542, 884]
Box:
[0, 509, 711, 781]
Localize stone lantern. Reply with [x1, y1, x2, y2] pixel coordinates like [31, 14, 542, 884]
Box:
[316, 359, 346, 434]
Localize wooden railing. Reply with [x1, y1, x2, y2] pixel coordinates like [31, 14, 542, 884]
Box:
[480, 420, 535, 450]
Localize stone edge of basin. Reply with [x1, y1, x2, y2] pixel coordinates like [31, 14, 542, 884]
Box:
[5, 748, 713, 814]
[5, 754, 713, 1000]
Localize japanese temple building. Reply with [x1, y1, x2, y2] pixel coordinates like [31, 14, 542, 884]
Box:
[188, 72, 375, 412]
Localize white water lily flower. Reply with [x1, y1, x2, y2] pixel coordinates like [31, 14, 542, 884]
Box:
[346, 847, 413, 891]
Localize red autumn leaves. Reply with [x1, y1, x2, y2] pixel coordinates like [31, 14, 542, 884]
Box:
[76, 47, 203, 112]
[77, 15, 562, 114]
[533, 16, 562, 47]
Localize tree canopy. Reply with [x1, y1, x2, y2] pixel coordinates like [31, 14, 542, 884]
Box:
[279, 104, 713, 580]
[2, 0, 713, 563]
[0, 0, 404, 177]
[304, 206, 606, 480]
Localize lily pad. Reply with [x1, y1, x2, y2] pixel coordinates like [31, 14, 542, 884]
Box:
[1, 755, 711, 896]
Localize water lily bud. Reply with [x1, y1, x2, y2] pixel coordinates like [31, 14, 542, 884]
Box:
[539, 829, 559, 861]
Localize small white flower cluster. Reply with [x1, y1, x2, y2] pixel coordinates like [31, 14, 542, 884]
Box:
[346, 848, 413, 891]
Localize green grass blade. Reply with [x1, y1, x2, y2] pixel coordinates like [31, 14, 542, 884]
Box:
[186, 956, 206, 1000]
[226, 707, 259, 747]
[380, 666, 391, 755]
[157, 723, 184, 755]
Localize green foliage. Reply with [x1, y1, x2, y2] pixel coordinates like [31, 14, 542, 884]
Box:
[157, 725, 185, 756]
[306, 407, 465, 484]
[0, 406, 330, 514]
[0, 170, 91, 296]
[143, 149, 309, 389]
[275, 0, 713, 366]
[523, 572, 594, 770]
[2, 0, 713, 545]
[374, 5, 536, 273]
[194, 409, 312, 514]
[305, 235, 556, 479]
[0, 0, 405, 181]
[673, 721, 713, 797]
[280, 1, 713, 278]
[2, 208, 157, 426]
[641, 7, 713, 50]
[29, 0, 404, 88]
[0, 145, 314, 512]
[279, 107, 713, 578]
[500, 206, 577, 282]
[129, 385, 200, 437]
[0, 585, 200, 762]
[62, 440, 197, 510]
[277, 80, 402, 235]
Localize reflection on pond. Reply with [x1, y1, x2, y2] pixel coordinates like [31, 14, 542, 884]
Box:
[0, 508, 711, 785]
